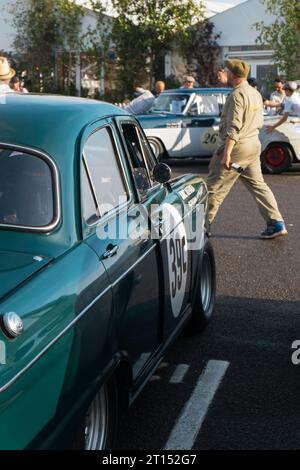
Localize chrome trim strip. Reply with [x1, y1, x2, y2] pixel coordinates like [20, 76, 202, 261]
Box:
[0, 142, 61, 233]
[0, 285, 112, 394]
[111, 243, 157, 287]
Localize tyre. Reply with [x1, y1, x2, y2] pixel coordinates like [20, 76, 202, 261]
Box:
[261, 143, 293, 174]
[148, 137, 166, 160]
[188, 240, 216, 333]
[73, 376, 118, 450]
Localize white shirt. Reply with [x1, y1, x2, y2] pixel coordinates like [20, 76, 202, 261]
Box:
[0, 84, 14, 93]
[124, 90, 155, 115]
[270, 90, 286, 104]
[267, 90, 286, 115]
[284, 93, 300, 117]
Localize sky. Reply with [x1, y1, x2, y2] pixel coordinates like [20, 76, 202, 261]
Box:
[203, 0, 246, 15]
[75, 0, 247, 16]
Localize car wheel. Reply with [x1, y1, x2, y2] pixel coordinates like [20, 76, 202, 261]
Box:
[188, 240, 216, 333]
[73, 376, 118, 450]
[261, 143, 292, 174]
[148, 137, 166, 161]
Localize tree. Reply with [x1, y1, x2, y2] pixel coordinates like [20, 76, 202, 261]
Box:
[180, 20, 221, 87]
[11, 0, 86, 93]
[255, 0, 300, 79]
[90, 0, 206, 99]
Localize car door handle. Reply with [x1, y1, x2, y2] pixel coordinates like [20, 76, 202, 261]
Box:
[102, 245, 119, 259]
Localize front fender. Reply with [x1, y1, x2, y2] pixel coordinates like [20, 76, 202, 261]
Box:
[0, 243, 114, 450]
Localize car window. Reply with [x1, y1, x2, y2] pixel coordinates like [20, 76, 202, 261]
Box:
[81, 163, 100, 225]
[121, 123, 152, 198]
[150, 93, 189, 114]
[135, 126, 157, 173]
[0, 148, 54, 228]
[191, 95, 220, 116]
[83, 127, 128, 217]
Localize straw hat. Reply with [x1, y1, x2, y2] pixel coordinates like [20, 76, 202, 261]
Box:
[0, 57, 16, 81]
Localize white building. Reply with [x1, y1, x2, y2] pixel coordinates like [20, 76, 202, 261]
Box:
[167, 0, 278, 88]
[212, 0, 278, 84]
[0, 0, 16, 53]
[0, 0, 113, 95]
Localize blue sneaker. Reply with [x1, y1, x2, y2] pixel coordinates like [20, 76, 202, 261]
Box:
[261, 220, 288, 239]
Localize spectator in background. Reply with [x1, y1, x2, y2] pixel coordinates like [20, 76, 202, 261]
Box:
[124, 87, 155, 115]
[154, 80, 165, 96]
[0, 56, 16, 93]
[267, 81, 300, 132]
[216, 67, 229, 87]
[10, 76, 29, 93]
[247, 77, 258, 89]
[181, 76, 195, 89]
[264, 78, 286, 115]
[124, 80, 166, 115]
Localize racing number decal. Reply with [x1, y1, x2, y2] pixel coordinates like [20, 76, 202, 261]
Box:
[202, 132, 218, 145]
[163, 204, 188, 318]
[169, 236, 187, 299]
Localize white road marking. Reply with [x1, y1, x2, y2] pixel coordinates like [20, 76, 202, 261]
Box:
[164, 360, 230, 450]
[169, 364, 190, 384]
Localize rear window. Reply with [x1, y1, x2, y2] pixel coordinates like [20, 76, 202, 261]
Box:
[0, 148, 55, 229]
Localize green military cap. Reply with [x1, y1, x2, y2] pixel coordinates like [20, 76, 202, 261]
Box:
[225, 59, 250, 78]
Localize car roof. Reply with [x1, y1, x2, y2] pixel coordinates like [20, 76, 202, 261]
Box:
[162, 87, 231, 94]
[0, 93, 127, 163]
[0, 94, 130, 252]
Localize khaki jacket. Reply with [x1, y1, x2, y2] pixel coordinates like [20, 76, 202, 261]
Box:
[219, 81, 264, 147]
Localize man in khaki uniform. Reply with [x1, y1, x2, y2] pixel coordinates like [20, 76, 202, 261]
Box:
[206, 59, 287, 239]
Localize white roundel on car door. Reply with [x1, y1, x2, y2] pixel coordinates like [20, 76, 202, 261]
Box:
[162, 203, 188, 318]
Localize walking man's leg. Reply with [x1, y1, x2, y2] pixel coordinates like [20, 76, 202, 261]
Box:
[240, 152, 287, 238]
[206, 151, 240, 224]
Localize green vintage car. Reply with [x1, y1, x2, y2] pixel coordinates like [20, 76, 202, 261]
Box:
[0, 94, 215, 450]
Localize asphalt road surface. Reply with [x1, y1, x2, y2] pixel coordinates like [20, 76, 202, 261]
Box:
[116, 161, 300, 450]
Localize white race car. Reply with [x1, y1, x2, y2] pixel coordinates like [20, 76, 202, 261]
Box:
[260, 114, 300, 174]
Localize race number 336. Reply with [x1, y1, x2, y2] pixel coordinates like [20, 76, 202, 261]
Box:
[164, 204, 188, 318]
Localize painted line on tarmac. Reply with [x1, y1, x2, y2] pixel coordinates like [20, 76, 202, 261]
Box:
[169, 364, 190, 384]
[164, 360, 230, 450]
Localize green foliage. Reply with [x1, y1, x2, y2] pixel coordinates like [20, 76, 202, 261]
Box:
[180, 20, 221, 87]
[255, 0, 300, 79]
[89, 0, 206, 100]
[11, 0, 86, 93]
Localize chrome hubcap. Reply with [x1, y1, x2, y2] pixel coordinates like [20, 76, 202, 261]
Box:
[85, 386, 108, 450]
[201, 252, 212, 313]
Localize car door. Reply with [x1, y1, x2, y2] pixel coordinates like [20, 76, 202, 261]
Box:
[181, 94, 220, 157]
[115, 116, 193, 340]
[80, 120, 161, 381]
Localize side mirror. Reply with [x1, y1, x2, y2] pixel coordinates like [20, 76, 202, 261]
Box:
[153, 162, 172, 184]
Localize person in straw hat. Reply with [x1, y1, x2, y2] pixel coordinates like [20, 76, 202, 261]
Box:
[0, 57, 16, 93]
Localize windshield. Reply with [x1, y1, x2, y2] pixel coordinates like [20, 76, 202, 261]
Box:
[0, 148, 55, 229]
[150, 93, 190, 114]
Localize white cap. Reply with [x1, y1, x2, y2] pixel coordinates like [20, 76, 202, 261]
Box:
[283, 81, 298, 91]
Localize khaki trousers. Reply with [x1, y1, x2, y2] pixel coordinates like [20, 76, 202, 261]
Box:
[206, 139, 283, 224]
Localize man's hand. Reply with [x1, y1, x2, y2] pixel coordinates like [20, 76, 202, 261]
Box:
[221, 153, 231, 170]
[266, 125, 275, 134]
